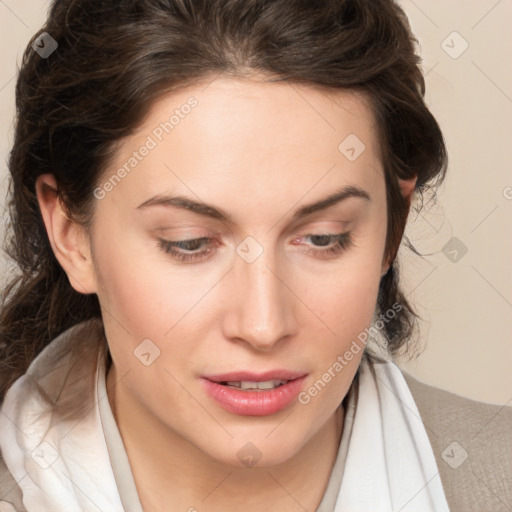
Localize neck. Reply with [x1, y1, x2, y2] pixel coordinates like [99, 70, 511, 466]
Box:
[106, 364, 344, 512]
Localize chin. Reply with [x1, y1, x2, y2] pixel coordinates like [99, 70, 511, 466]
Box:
[200, 428, 308, 470]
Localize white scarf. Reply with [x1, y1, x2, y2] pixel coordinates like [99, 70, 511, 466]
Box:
[0, 320, 450, 511]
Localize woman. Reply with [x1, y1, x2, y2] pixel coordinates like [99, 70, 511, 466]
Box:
[0, 0, 510, 511]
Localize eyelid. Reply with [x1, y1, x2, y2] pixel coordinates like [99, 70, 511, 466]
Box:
[151, 218, 351, 235]
[157, 230, 353, 263]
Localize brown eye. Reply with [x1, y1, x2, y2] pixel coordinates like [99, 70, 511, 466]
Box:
[157, 237, 217, 262]
[300, 232, 353, 258]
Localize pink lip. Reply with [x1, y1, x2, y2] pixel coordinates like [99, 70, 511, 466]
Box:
[202, 369, 307, 383]
[200, 370, 308, 416]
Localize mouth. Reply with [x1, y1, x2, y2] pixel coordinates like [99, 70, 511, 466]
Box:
[218, 379, 289, 391]
[200, 371, 308, 416]
[202, 369, 307, 384]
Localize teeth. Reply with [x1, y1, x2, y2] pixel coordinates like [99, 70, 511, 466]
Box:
[224, 379, 287, 390]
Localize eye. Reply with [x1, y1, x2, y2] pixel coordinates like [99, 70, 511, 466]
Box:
[296, 232, 353, 258]
[157, 237, 216, 262]
[157, 232, 353, 263]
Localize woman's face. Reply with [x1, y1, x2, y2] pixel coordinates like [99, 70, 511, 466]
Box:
[85, 76, 391, 466]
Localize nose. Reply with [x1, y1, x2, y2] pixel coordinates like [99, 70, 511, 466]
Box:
[223, 242, 298, 352]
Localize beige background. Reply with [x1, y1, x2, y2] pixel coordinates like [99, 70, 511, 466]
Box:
[0, 1, 511, 405]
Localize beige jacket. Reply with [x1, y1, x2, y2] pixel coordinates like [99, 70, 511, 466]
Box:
[1, 369, 511, 511]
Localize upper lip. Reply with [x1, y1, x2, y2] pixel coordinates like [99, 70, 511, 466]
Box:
[202, 370, 308, 383]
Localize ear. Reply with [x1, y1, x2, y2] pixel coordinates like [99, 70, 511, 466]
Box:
[380, 175, 418, 277]
[35, 173, 97, 294]
[398, 174, 418, 209]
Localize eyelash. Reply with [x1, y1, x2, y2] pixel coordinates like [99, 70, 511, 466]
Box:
[157, 232, 353, 263]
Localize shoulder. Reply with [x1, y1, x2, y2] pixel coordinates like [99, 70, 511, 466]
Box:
[401, 368, 512, 512]
[0, 450, 25, 512]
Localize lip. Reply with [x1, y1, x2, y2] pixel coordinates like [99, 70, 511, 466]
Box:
[200, 370, 308, 416]
[202, 369, 307, 383]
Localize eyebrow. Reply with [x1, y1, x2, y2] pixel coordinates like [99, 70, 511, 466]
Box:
[136, 184, 371, 223]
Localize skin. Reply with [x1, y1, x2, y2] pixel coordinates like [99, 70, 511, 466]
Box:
[36, 75, 416, 511]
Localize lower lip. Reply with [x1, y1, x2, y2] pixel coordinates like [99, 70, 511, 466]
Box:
[201, 376, 307, 416]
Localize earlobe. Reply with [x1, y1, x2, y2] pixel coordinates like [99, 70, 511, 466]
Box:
[35, 173, 97, 295]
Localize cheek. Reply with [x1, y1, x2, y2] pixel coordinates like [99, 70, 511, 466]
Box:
[91, 227, 222, 367]
[308, 236, 385, 337]
[90, 236, 170, 365]
[305, 266, 381, 354]
[294, 229, 386, 392]
[91, 223, 176, 323]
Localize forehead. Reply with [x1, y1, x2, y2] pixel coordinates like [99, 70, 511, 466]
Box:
[139, 75, 379, 154]
[96, 75, 384, 218]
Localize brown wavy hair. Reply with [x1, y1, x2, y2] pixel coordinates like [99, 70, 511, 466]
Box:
[0, 0, 447, 401]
